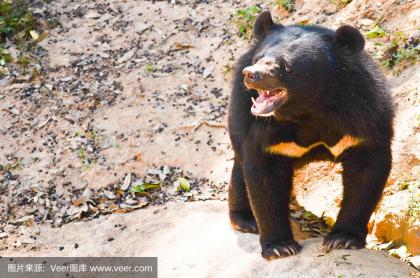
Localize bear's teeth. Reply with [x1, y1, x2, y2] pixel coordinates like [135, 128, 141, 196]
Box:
[251, 97, 257, 105]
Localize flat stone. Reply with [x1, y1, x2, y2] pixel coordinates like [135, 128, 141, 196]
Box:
[2, 201, 414, 277]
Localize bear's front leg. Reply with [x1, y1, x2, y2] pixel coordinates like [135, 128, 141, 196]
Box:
[324, 145, 392, 250]
[242, 149, 301, 260]
[229, 157, 258, 234]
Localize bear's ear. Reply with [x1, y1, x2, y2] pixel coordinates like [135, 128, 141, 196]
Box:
[334, 25, 365, 54]
[253, 11, 275, 41]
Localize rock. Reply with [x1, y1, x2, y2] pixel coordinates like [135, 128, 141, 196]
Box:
[118, 49, 135, 64]
[372, 190, 420, 255]
[409, 255, 420, 270]
[85, 11, 101, 19]
[359, 18, 375, 26]
[203, 65, 215, 78]
[2, 201, 414, 277]
[294, 162, 342, 225]
[0, 232, 9, 239]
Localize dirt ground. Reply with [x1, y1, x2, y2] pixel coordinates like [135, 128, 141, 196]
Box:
[0, 0, 419, 273]
[1, 201, 416, 278]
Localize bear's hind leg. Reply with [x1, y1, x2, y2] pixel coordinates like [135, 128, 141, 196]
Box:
[229, 158, 258, 234]
[324, 146, 391, 250]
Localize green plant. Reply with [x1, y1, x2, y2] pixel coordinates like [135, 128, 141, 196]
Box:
[0, 0, 39, 43]
[144, 63, 154, 73]
[0, 160, 21, 171]
[130, 182, 161, 194]
[85, 130, 106, 148]
[79, 147, 87, 161]
[74, 130, 83, 137]
[393, 47, 419, 65]
[17, 54, 32, 69]
[329, 0, 352, 7]
[381, 44, 419, 71]
[222, 64, 232, 76]
[233, 6, 261, 40]
[79, 147, 96, 167]
[391, 31, 408, 45]
[408, 190, 420, 220]
[373, 30, 420, 75]
[275, 0, 294, 12]
[0, 65, 8, 76]
[0, 47, 12, 65]
[365, 25, 387, 39]
[0, 0, 45, 68]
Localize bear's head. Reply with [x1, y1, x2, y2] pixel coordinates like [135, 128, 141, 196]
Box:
[243, 11, 365, 117]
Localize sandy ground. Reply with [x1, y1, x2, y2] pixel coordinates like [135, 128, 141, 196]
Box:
[0, 0, 419, 275]
[2, 201, 416, 278]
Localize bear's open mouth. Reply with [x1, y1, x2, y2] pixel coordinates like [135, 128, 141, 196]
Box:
[251, 88, 287, 116]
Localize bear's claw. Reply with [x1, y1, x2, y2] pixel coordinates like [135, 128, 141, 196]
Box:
[323, 232, 366, 251]
[262, 239, 302, 260]
[229, 211, 259, 234]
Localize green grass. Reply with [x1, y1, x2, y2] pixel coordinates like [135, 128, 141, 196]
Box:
[275, 0, 294, 12]
[366, 29, 419, 75]
[233, 6, 261, 40]
[0, 160, 21, 171]
[0, 46, 11, 65]
[79, 147, 87, 161]
[365, 25, 387, 39]
[222, 64, 232, 76]
[79, 146, 96, 167]
[380, 31, 419, 73]
[391, 31, 408, 45]
[0, 64, 8, 75]
[0, 0, 45, 67]
[391, 47, 418, 66]
[75, 130, 105, 167]
[17, 54, 31, 67]
[408, 187, 420, 220]
[0, 0, 40, 43]
[144, 63, 154, 73]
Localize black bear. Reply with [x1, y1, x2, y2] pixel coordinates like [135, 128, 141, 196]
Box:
[228, 11, 393, 260]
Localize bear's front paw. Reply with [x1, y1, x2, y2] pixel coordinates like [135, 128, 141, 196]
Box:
[229, 211, 259, 234]
[261, 239, 302, 260]
[323, 231, 366, 251]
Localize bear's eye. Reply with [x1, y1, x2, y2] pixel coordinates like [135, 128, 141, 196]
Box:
[253, 56, 263, 64]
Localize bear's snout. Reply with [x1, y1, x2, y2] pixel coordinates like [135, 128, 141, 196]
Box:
[242, 68, 262, 82]
[242, 58, 282, 90]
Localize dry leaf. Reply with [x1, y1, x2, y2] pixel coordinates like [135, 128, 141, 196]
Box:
[29, 30, 39, 40]
[121, 173, 132, 191]
[134, 152, 142, 161]
[36, 31, 49, 42]
[103, 190, 116, 200]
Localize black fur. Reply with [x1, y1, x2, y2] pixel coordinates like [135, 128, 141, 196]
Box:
[228, 12, 393, 260]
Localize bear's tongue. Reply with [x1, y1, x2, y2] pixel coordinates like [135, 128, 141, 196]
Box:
[251, 89, 287, 116]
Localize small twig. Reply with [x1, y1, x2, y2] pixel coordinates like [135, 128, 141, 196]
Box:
[179, 121, 227, 132]
[193, 121, 227, 131]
